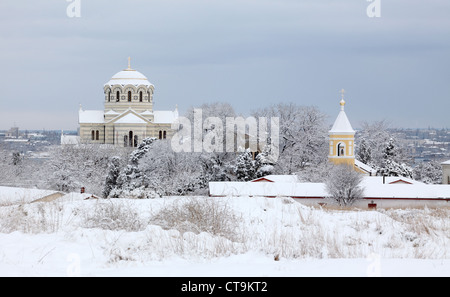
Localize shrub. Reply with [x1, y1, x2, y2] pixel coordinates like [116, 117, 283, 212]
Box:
[325, 164, 365, 206]
[79, 200, 145, 232]
[150, 197, 241, 241]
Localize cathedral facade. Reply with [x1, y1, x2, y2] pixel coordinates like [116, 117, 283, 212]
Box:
[78, 60, 178, 147]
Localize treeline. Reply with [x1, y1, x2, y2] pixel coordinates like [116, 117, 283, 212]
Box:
[0, 102, 443, 197]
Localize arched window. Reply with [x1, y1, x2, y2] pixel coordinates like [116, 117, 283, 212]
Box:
[128, 91, 132, 102]
[96, 130, 99, 141]
[139, 91, 143, 102]
[129, 131, 133, 147]
[124, 135, 128, 147]
[134, 135, 138, 147]
[91, 130, 95, 140]
[159, 130, 162, 139]
[116, 91, 120, 102]
[108, 92, 111, 102]
[163, 131, 167, 139]
[337, 143, 345, 157]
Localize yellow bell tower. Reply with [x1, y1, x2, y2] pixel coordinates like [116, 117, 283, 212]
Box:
[328, 89, 355, 166]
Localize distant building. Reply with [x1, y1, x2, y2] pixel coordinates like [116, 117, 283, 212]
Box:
[6, 127, 19, 138]
[78, 58, 178, 147]
[60, 131, 80, 145]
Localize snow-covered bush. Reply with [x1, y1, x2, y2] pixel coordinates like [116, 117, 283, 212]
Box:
[355, 122, 414, 178]
[233, 149, 258, 181]
[253, 103, 328, 174]
[0, 201, 66, 234]
[79, 200, 146, 232]
[41, 144, 128, 195]
[325, 164, 365, 206]
[377, 138, 413, 178]
[150, 197, 242, 241]
[108, 137, 211, 198]
[102, 156, 122, 198]
[413, 161, 443, 184]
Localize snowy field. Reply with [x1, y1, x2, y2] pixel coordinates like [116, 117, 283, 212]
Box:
[0, 186, 449, 277]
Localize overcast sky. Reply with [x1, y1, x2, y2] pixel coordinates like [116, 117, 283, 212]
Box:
[0, 0, 449, 131]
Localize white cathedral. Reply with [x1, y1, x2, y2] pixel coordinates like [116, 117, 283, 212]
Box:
[77, 59, 178, 147]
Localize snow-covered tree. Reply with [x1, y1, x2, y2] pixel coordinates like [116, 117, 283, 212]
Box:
[12, 152, 21, 166]
[102, 156, 122, 198]
[325, 164, 365, 206]
[413, 161, 443, 184]
[42, 144, 127, 195]
[356, 138, 372, 165]
[378, 159, 413, 178]
[198, 152, 235, 183]
[255, 141, 275, 177]
[297, 160, 334, 183]
[356, 121, 413, 178]
[377, 138, 413, 178]
[111, 137, 158, 198]
[355, 120, 392, 168]
[184, 102, 236, 152]
[234, 149, 258, 181]
[252, 103, 328, 175]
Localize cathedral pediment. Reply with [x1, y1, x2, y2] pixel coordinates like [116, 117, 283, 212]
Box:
[107, 109, 150, 125]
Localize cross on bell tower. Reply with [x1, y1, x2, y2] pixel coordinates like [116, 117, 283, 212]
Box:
[339, 88, 346, 110]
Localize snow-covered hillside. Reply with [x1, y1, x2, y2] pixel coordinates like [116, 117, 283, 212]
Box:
[0, 186, 449, 277]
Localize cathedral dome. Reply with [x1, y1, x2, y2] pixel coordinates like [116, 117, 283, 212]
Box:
[104, 59, 153, 87]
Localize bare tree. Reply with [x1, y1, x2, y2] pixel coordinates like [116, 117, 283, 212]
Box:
[253, 103, 328, 174]
[325, 164, 365, 206]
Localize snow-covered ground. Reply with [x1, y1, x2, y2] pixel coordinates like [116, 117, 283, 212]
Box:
[0, 186, 449, 277]
[0, 186, 57, 205]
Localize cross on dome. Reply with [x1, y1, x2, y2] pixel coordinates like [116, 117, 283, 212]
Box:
[339, 88, 346, 110]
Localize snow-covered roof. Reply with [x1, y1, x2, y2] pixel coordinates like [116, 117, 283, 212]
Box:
[154, 110, 178, 124]
[209, 175, 450, 200]
[104, 68, 153, 87]
[209, 181, 326, 198]
[61, 135, 80, 145]
[114, 112, 148, 124]
[105, 110, 119, 115]
[354, 159, 377, 175]
[0, 186, 58, 205]
[363, 183, 450, 199]
[441, 160, 450, 165]
[79, 110, 104, 124]
[80, 107, 179, 125]
[361, 176, 425, 186]
[329, 109, 355, 134]
[251, 175, 299, 183]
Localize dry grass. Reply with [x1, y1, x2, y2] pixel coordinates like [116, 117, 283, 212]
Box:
[78, 199, 146, 232]
[150, 197, 242, 241]
[0, 201, 69, 234]
[0, 196, 448, 261]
